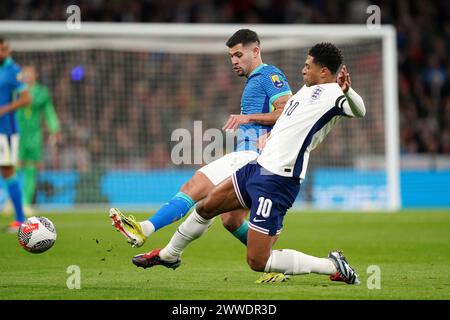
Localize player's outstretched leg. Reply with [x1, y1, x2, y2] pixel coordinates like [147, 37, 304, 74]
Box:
[132, 248, 181, 270]
[142, 172, 213, 237]
[262, 247, 360, 285]
[328, 250, 360, 285]
[132, 209, 214, 269]
[110, 208, 147, 247]
[110, 172, 212, 247]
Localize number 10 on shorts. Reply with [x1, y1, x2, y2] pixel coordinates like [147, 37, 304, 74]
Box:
[256, 197, 272, 218]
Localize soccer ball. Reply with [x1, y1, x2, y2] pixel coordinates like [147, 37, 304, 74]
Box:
[18, 216, 57, 253]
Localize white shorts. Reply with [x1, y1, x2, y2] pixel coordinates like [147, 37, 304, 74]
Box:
[198, 150, 259, 186]
[0, 134, 19, 166]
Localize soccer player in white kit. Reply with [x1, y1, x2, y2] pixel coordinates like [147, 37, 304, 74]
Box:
[134, 43, 365, 285]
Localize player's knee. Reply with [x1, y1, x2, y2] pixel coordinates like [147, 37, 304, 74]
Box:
[246, 254, 267, 272]
[196, 199, 214, 220]
[196, 200, 205, 215]
[179, 179, 195, 198]
[180, 172, 212, 201]
[221, 215, 242, 233]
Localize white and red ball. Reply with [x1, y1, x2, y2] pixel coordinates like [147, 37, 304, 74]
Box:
[18, 216, 57, 253]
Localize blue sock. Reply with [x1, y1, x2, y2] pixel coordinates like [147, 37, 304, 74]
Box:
[149, 192, 195, 231]
[231, 220, 249, 245]
[6, 175, 25, 223]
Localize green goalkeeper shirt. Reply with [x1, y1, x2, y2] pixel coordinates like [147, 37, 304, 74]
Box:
[16, 82, 60, 149]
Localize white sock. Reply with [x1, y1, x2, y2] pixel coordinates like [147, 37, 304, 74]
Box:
[159, 210, 215, 262]
[264, 249, 337, 275]
[139, 220, 155, 237]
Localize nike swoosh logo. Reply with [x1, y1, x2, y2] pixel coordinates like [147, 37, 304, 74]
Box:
[253, 218, 266, 223]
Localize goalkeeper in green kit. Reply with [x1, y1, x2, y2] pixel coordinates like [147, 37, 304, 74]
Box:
[12, 65, 60, 215]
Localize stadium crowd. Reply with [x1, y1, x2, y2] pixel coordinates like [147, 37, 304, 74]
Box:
[1, 0, 449, 173]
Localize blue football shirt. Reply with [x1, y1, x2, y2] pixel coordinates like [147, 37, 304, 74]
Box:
[236, 64, 291, 152]
[0, 57, 27, 135]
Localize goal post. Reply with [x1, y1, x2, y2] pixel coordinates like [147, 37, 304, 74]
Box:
[0, 21, 400, 212]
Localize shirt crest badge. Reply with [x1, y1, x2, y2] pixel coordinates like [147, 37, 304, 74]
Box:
[311, 86, 324, 100]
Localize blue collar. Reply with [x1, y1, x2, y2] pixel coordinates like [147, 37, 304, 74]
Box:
[248, 63, 267, 78]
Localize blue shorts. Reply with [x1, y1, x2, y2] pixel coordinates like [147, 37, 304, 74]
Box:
[232, 162, 300, 236]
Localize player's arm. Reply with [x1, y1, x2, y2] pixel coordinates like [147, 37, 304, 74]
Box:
[337, 65, 366, 118]
[0, 89, 31, 117]
[222, 94, 291, 130]
[246, 94, 291, 125]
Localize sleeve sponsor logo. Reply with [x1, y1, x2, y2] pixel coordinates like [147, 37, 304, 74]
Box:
[271, 74, 284, 89]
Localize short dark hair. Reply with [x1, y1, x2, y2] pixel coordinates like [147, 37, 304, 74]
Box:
[226, 29, 260, 48]
[0, 37, 5, 44]
[308, 43, 343, 74]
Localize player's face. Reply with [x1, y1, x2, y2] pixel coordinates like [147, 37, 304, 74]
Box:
[22, 66, 37, 84]
[0, 42, 10, 64]
[302, 55, 322, 86]
[228, 43, 254, 77]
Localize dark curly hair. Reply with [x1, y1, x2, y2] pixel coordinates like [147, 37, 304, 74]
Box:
[308, 42, 343, 74]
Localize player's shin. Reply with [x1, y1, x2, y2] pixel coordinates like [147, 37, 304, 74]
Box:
[145, 191, 195, 236]
[222, 210, 249, 245]
[231, 220, 248, 245]
[159, 209, 215, 262]
[264, 249, 337, 275]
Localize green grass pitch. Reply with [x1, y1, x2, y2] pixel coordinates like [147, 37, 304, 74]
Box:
[1, 210, 449, 300]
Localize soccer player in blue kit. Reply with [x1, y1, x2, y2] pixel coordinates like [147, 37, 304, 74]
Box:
[134, 43, 365, 285]
[0, 38, 32, 232]
[111, 29, 293, 282]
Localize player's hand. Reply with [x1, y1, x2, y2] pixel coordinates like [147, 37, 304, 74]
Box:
[337, 65, 351, 93]
[222, 114, 251, 131]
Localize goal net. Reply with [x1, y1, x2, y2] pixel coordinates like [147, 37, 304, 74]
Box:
[0, 22, 400, 211]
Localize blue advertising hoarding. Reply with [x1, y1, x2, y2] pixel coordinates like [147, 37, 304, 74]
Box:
[0, 169, 449, 209]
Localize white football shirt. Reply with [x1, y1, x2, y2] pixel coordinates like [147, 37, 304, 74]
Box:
[257, 83, 359, 181]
